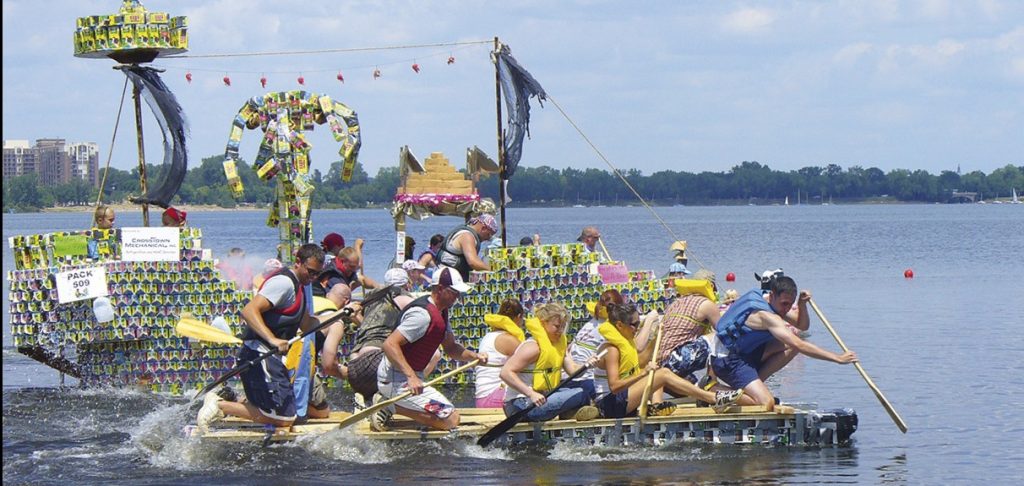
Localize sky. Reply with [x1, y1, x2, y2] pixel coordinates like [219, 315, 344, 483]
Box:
[3, 0, 1022, 180]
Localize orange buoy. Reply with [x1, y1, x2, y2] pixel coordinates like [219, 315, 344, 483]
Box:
[904, 269, 914, 278]
[726, 272, 736, 282]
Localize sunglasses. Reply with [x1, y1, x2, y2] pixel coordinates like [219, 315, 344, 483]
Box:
[303, 264, 322, 278]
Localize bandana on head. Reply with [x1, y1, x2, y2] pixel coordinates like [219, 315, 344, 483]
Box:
[471, 213, 499, 233]
[163, 207, 187, 224]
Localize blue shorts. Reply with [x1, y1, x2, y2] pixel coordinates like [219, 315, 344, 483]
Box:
[664, 338, 710, 383]
[596, 389, 632, 418]
[238, 343, 297, 421]
[710, 343, 766, 390]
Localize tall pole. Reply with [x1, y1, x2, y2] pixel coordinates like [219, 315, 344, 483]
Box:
[133, 77, 150, 227]
[493, 36, 507, 245]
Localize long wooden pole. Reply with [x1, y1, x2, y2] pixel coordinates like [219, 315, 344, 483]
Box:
[637, 320, 664, 424]
[132, 78, 149, 227]
[493, 36, 507, 245]
[809, 299, 908, 433]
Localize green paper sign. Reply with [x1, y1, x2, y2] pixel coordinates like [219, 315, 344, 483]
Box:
[53, 235, 89, 257]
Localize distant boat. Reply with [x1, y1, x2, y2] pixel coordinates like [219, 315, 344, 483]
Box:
[784, 196, 790, 206]
[572, 204, 585, 208]
[1014, 188, 1021, 204]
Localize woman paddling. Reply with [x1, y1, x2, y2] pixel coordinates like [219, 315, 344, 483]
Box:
[474, 298, 525, 408]
[500, 302, 600, 422]
[564, 289, 625, 401]
[594, 302, 744, 418]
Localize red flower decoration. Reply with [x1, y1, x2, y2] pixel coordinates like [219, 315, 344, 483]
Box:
[373, 68, 381, 79]
[222, 76, 231, 86]
[185, 72, 192, 83]
[297, 75, 305, 85]
[336, 71, 345, 83]
[447, 56, 455, 65]
[412, 63, 420, 73]
[260, 76, 267, 88]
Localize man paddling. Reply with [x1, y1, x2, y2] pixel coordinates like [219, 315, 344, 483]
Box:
[197, 244, 331, 432]
[710, 275, 858, 410]
[373, 266, 487, 431]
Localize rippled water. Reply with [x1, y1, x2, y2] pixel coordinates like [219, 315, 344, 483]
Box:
[4, 205, 1023, 484]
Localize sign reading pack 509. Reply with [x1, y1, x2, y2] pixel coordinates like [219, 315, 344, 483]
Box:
[55, 266, 109, 304]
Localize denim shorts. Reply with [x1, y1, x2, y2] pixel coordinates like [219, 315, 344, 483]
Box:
[596, 389, 632, 418]
[710, 343, 767, 390]
[239, 343, 297, 421]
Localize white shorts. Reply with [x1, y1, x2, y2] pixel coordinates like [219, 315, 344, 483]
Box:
[378, 380, 455, 419]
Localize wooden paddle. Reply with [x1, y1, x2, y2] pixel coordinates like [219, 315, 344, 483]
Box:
[176, 313, 242, 344]
[334, 359, 480, 431]
[637, 317, 664, 424]
[597, 238, 614, 262]
[477, 349, 608, 448]
[809, 298, 908, 433]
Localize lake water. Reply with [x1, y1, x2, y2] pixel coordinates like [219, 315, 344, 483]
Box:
[3, 204, 1023, 485]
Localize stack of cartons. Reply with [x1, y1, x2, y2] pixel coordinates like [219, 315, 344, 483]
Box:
[400, 152, 474, 195]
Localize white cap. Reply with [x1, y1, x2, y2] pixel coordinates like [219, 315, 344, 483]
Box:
[402, 259, 425, 271]
[430, 265, 471, 293]
[384, 268, 410, 286]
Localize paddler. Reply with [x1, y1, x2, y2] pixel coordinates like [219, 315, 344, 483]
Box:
[474, 298, 525, 408]
[197, 244, 331, 432]
[594, 302, 743, 418]
[710, 275, 858, 410]
[564, 289, 626, 401]
[373, 266, 487, 431]
[499, 302, 600, 422]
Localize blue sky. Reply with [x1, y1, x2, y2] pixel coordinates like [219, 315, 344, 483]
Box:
[3, 0, 1022, 179]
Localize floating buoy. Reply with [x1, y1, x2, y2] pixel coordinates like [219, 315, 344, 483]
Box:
[726, 272, 736, 282]
[904, 269, 914, 279]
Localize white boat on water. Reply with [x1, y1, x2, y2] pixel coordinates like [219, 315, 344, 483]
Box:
[784, 196, 790, 206]
[1014, 188, 1021, 204]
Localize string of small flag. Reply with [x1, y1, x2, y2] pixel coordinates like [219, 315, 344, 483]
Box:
[156, 39, 491, 87]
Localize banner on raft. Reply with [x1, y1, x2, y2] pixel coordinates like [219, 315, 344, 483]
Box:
[120, 227, 181, 262]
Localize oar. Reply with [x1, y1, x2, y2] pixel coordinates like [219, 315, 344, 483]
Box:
[477, 349, 608, 448]
[334, 359, 480, 430]
[189, 285, 397, 403]
[597, 238, 614, 262]
[637, 318, 664, 424]
[809, 299, 908, 433]
[176, 313, 242, 344]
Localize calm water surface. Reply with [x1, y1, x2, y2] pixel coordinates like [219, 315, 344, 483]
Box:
[3, 205, 1023, 485]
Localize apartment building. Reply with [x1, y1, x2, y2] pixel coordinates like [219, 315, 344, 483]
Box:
[3, 139, 99, 186]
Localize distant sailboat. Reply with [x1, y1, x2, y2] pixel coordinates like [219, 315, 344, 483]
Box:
[1013, 188, 1021, 204]
[785, 196, 790, 206]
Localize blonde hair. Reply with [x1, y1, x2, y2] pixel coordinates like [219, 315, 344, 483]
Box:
[534, 302, 569, 330]
[93, 205, 114, 228]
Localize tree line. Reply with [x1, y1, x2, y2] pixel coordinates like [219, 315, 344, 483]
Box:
[4, 155, 1022, 212]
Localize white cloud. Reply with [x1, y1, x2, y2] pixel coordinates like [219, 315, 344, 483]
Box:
[834, 42, 874, 67]
[721, 7, 775, 34]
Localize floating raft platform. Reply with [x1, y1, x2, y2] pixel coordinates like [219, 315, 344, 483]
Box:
[186, 403, 857, 447]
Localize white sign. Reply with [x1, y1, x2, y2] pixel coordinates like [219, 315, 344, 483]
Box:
[396, 231, 407, 265]
[120, 227, 180, 262]
[56, 266, 109, 304]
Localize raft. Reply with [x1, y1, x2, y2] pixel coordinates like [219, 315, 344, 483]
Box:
[184, 403, 857, 447]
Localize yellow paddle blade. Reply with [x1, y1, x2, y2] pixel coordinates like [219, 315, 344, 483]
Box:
[176, 314, 242, 344]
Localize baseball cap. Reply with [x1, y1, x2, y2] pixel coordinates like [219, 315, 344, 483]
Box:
[384, 268, 410, 286]
[321, 233, 345, 251]
[163, 207, 187, 224]
[402, 259, 426, 271]
[431, 266, 471, 293]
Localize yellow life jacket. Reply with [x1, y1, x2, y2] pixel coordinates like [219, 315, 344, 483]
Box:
[285, 333, 315, 384]
[312, 295, 338, 315]
[598, 322, 640, 379]
[675, 279, 718, 303]
[525, 317, 567, 392]
[484, 314, 525, 342]
[585, 301, 609, 320]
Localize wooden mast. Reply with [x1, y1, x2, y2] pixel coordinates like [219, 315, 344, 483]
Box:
[132, 75, 150, 226]
[493, 36, 507, 244]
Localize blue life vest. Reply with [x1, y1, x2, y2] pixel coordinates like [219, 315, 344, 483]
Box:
[715, 289, 775, 354]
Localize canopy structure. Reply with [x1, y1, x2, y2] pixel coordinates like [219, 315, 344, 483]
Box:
[388, 148, 495, 266]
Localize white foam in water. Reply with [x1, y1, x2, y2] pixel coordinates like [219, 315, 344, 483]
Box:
[545, 441, 707, 463]
[301, 428, 395, 464]
[129, 402, 211, 470]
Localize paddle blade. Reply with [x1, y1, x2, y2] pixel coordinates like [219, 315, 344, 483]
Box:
[476, 406, 530, 447]
[177, 314, 242, 344]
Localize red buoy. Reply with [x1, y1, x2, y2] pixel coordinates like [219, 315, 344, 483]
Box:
[726, 272, 736, 282]
[904, 269, 914, 278]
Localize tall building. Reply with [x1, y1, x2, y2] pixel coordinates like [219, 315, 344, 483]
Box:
[2, 139, 100, 186]
[2, 140, 36, 178]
